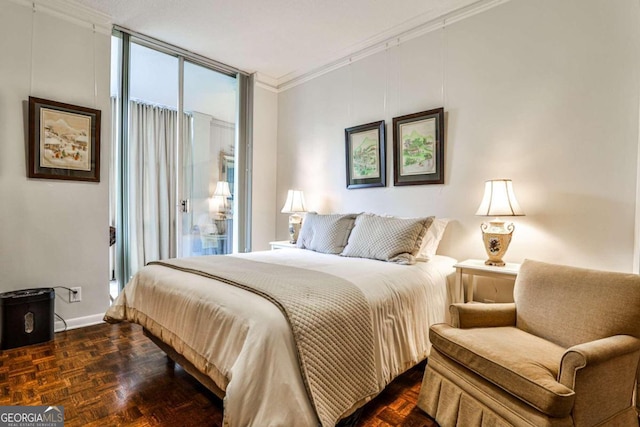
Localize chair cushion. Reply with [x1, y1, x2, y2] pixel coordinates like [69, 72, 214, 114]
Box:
[430, 324, 575, 418]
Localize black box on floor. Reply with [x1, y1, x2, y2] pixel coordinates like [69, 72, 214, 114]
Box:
[0, 288, 54, 350]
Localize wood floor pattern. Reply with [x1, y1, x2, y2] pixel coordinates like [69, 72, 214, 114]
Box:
[1, 322, 438, 426]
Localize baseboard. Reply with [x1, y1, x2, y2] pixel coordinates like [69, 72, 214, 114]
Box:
[54, 313, 105, 332]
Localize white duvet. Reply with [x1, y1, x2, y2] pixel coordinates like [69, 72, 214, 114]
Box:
[108, 249, 458, 426]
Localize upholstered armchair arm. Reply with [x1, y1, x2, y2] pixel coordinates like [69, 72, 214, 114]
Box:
[449, 302, 516, 329]
[558, 335, 640, 425]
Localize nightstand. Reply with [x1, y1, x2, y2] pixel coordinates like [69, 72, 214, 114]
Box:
[200, 233, 227, 255]
[454, 259, 521, 303]
[269, 240, 297, 250]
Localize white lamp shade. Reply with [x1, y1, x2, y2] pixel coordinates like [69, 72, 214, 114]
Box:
[281, 190, 307, 213]
[209, 196, 223, 213]
[213, 181, 232, 198]
[475, 179, 524, 217]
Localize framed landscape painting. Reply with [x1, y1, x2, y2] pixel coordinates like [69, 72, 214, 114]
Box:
[345, 120, 386, 189]
[393, 107, 444, 186]
[28, 96, 101, 182]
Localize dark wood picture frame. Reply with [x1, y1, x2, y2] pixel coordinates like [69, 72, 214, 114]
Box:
[28, 96, 101, 182]
[345, 120, 386, 189]
[393, 107, 444, 186]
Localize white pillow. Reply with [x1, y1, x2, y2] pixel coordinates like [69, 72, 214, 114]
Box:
[416, 218, 450, 261]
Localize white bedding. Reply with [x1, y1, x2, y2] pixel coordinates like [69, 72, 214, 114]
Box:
[108, 249, 459, 426]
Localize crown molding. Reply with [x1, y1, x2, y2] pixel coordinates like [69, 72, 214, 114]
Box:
[277, 0, 511, 92]
[8, 0, 112, 34]
[254, 72, 279, 93]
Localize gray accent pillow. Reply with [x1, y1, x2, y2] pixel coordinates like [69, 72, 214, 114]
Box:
[296, 213, 358, 254]
[341, 214, 434, 265]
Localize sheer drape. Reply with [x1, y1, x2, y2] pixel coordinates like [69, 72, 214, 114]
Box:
[128, 100, 190, 275]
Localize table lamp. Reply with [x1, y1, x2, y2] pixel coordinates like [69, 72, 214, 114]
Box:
[213, 181, 232, 219]
[475, 179, 524, 266]
[281, 189, 307, 244]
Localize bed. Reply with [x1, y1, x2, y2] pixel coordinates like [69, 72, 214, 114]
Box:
[105, 213, 459, 426]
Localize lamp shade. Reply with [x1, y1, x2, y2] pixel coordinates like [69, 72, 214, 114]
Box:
[475, 179, 524, 217]
[213, 181, 232, 198]
[281, 190, 307, 213]
[209, 196, 226, 213]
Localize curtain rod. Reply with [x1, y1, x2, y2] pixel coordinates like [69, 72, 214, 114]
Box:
[112, 24, 250, 78]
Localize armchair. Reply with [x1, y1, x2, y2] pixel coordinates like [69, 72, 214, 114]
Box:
[417, 259, 640, 427]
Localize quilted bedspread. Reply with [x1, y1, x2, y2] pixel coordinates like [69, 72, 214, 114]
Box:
[147, 256, 378, 427]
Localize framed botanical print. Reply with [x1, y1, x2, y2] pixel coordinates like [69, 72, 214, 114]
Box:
[345, 120, 386, 189]
[28, 96, 101, 182]
[393, 107, 444, 186]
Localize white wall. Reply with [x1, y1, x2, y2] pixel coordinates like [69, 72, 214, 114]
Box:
[277, 0, 640, 274]
[252, 85, 279, 250]
[0, 0, 111, 324]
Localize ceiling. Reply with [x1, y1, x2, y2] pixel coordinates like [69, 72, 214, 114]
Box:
[68, 0, 489, 89]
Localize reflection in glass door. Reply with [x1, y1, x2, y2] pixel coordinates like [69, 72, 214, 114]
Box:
[181, 61, 238, 257]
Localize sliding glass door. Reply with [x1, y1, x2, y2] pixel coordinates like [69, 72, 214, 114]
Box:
[111, 29, 249, 291]
[127, 41, 180, 275]
[181, 61, 238, 258]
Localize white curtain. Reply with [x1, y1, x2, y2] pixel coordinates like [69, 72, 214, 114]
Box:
[128, 100, 190, 275]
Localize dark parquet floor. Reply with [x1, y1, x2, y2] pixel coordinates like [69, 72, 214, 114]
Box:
[0, 322, 438, 426]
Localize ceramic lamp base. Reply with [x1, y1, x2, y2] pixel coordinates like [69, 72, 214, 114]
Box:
[288, 214, 303, 244]
[481, 219, 514, 267]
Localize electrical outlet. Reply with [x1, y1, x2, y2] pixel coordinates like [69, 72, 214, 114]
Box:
[69, 287, 82, 303]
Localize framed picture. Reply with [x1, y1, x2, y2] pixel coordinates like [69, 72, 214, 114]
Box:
[345, 120, 386, 189]
[393, 107, 444, 186]
[28, 96, 101, 182]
